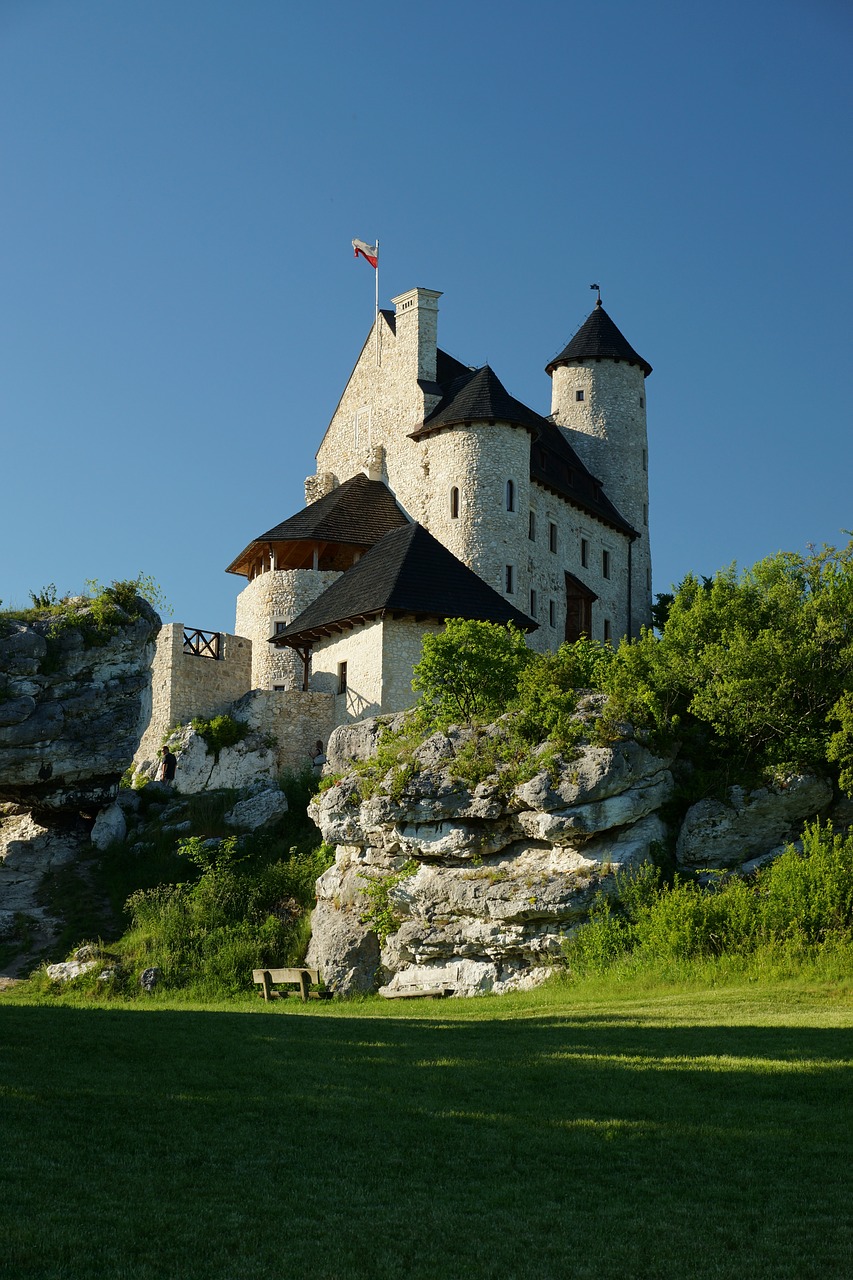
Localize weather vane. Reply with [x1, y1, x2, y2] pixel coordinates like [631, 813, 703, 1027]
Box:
[590, 282, 601, 306]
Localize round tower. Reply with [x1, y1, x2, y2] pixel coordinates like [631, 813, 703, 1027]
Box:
[546, 300, 653, 635]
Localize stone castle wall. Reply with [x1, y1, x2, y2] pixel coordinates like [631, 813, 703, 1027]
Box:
[134, 624, 252, 769]
[233, 689, 335, 773]
[551, 360, 651, 635]
[234, 568, 342, 689]
[311, 288, 642, 649]
[310, 620, 385, 723]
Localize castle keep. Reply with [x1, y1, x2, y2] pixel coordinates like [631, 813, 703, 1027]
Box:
[137, 286, 653, 768]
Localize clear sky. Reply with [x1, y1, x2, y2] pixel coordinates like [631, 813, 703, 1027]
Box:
[1, 0, 850, 633]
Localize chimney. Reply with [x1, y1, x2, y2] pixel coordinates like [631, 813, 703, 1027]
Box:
[390, 288, 442, 383]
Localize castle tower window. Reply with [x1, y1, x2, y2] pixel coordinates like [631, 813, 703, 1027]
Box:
[581, 538, 589, 568]
[337, 662, 347, 695]
[604, 619, 612, 644]
[273, 619, 288, 636]
[602, 549, 611, 580]
[642, 448, 647, 471]
[505, 565, 514, 594]
[506, 479, 516, 512]
[549, 599, 556, 628]
[549, 522, 558, 553]
[528, 510, 536, 541]
[529, 588, 538, 618]
[643, 504, 648, 526]
[450, 487, 460, 519]
[575, 389, 585, 402]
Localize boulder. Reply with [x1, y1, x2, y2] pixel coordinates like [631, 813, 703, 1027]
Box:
[676, 773, 833, 868]
[90, 803, 127, 851]
[161, 724, 277, 794]
[325, 713, 408, 773]
[224, 787, 288, 832]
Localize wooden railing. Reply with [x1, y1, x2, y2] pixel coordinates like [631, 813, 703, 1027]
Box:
[182, 627, 221, 660]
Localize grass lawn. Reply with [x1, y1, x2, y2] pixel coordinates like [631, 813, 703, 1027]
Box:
[1, 977, 851, 1280]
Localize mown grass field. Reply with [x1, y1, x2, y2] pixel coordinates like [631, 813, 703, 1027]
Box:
[1, 976, 851, 1280]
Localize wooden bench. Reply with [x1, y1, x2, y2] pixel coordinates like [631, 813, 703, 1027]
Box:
[252, 967, 330, 1002]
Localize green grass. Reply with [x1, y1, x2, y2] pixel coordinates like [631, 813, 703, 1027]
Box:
[1, 976, 850, 1279]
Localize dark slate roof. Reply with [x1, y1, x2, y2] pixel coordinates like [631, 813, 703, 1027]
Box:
[546, 303, 652, 377]
[531, 416, 635, 537]
[411, 364, 545, 438]
[409, 359, 635, 536]
[225, 473, 409, 574]
[271, 522, 536, 645]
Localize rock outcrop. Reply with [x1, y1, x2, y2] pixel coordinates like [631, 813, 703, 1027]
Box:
[0, 598, 160, 814]
[307, 721, 674, 997]
[0, 595, 160, 962]
[675, 773, 833, 868]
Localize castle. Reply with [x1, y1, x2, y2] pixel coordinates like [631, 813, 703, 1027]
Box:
[136, 286, 653, 769]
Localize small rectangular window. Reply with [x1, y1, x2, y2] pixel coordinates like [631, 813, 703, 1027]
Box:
[643, 503, 648, 526]
[549, 522, 558, 553]
[505, 565, 514, 594]
[272, 683, 287, 692]
[549, 599, 556, 628]
[575, 389, 585, 402]
[450, 487, 460, 518]
[273, 619, 288, 635]
[581, 537, 589, 568]
[602, 549, 611, 580]
[604, 619, 612, 644]
[528, 510, 536, 541]
[642, 448, 647, 471]
[337, 662, 347, 695]
[529, 589, 537, 618]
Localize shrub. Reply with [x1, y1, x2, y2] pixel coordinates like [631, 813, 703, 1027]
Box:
[412, 619, 533, 727]
[190, 714, 248, 759]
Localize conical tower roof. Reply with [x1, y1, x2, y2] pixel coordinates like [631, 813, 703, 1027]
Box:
[546, 302, 652, 377]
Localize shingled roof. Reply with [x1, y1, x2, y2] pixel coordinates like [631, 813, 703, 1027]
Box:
[411, 364, 544, 438]
[408, 361, 635, 536]
[226, 473, 409, 576]
[271, 522, 536, 647]
[545, 302, 652, 377]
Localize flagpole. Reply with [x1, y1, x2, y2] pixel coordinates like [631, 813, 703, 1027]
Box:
[374, 238, 380, 368]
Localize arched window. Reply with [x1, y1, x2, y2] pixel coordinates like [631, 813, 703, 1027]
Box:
[506, 479, 515, 512]
[450, 487, 460, 519]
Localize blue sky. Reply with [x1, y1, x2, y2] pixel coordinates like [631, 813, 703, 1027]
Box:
[1, 0, 850, 633]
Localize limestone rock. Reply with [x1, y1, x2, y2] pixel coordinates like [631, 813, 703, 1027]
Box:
[139, 966, 161, 992]
[224, 787, 288, 831]
[90, 803, 127, 851]
[161, 724, 277, 794]
[45, 959, 98, 982]
[325, 713, 408, 773]
[304, 900, 380, 996]
[0, 600, 160, 814]
[676, 773, 833, 868]
[307, 723, 674, 997]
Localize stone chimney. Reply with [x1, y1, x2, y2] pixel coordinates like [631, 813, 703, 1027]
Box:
[390, 288, 442, 384]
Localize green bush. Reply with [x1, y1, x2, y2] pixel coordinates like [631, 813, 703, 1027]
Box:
[189, 714, 248, 759]
[563, 822, 853, 978]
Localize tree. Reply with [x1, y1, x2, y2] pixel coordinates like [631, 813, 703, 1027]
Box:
[412, 620, 533, 726]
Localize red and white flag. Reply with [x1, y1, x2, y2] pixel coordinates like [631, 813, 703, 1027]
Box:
[352, 238, 379, 268]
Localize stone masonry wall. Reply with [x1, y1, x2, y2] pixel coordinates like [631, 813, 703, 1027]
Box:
[551, 360, 651, 635]
[134, 624, 252, 768]
[380, 617, 444, 713]
[310, 620, 385, 724]
[234, 568, 342, 689]
[311, 287, 639, 649]
[233, 689, 335, 773]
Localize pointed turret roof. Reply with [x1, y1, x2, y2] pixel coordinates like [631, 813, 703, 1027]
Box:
[411, 364, 544, 438]
[546, 302, 652, 377]
[270, 522, 536, 647]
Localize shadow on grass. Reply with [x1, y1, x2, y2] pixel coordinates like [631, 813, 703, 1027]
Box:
[0, 1003, 851, 1279]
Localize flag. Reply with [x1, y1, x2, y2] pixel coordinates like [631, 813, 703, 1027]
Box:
[352, 238, 379, 269]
